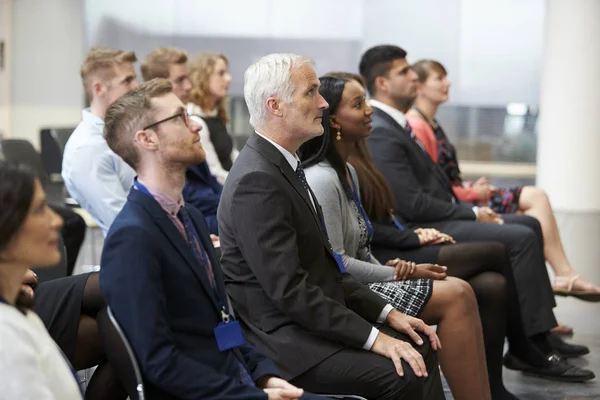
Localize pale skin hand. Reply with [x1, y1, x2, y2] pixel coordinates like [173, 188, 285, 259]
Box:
[19, 269, 38, 302]
[261, 377, 304, 400]
[477, 206, 504, 225]
[471, 177, 492, 201]
[414, 228, 455, 245]
[371, 310, 441, 377]
[210, 234, 220, 248]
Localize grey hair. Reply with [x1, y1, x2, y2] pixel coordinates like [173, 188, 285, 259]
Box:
[244, 53, 313, 129]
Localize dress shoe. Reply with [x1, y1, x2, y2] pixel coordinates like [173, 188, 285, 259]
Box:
[546, 333, 590, 358]
[503, 353, 595, 382]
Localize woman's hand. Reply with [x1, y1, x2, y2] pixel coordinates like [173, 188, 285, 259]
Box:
[411, 264, 447, 280]
[472, 177, 492, 201]
[386, 258, 416, 280]
[414, 228, 455, 246]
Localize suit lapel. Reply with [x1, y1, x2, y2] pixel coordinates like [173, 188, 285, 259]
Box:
[373, 108, 458, 201]
[129, 190, 221, 310]
[246, 134, 334, 256]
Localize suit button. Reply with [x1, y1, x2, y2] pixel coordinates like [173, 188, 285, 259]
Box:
[336, 276, 343, 283]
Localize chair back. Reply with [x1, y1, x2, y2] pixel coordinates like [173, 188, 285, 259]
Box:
[0, 138, 48, 186]
[97, 307, 145, 400]
[40, 128, 74, 177]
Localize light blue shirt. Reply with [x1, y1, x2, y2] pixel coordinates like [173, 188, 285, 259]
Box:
[62, 108, 136, 236]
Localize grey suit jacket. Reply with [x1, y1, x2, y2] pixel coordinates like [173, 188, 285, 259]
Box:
[218, 133, 389, 379]
[368, 106, 476, 223]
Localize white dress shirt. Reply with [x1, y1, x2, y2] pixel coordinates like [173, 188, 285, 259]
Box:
[62, 109, 136, 236]
[369, 100, 479, 218]
[0, 304, 83, 400]
[255, 131, 393, 350]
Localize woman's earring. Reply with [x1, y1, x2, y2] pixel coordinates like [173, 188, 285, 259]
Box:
[336, 130, 342, 141]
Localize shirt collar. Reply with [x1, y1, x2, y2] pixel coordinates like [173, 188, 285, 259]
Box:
[254, 130, 300, 171]
[137, 178, 184, 218]
[81, 108, 105, 133]
[369, 99, 409, 130]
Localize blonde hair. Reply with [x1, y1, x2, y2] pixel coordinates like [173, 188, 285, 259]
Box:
[80, 47, 137, 100]
[141, 47, 188, 81]
[103, 78, 173, 169]
[188, 53, 229, 125]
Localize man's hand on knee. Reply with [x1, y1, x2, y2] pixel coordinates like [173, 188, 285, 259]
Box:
[386, 309, 441, 351]
[371, 332, 429, 378]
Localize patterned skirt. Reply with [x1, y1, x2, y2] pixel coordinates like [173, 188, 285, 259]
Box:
[367, 279, 433, 317]
[477, 186, 523, 214]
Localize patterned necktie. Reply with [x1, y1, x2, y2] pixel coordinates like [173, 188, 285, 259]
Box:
[295, 162, 313, 197]
[178, 206, 216, 288]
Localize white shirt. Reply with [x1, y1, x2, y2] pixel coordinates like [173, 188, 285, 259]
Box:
[62, 108, 136, 235]
[0, 303, 83, 400]
[255, 131, 393, 350]
[369, 100, 479, 217]
[187, 103, 239, 184]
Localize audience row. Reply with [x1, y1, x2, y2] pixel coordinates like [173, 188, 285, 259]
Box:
[0, 44, 598, 400]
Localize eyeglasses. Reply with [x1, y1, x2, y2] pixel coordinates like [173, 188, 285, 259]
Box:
[143, 111, 191, 131]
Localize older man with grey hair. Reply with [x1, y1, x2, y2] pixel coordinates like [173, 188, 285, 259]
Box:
[217, 53, 445, 400]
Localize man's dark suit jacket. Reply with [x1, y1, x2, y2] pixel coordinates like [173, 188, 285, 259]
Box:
[183, 161, 223, 235]
[100, 189, 279, 400]
[368, 106, 477, 223]
[218, 133, 389, 379]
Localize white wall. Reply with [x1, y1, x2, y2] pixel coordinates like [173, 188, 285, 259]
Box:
[10, 0, 84, 148]
[0, 0, 12, 138]
[363, 0, 545, 106]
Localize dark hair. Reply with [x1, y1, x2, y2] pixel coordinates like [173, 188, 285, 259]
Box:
[0, 162, 37, 308]
[359, 45, 407, 96]
[347, 139, 396, 222]
[325, 71, 366, 88]
[298, 76, 351, 194]
[412, 59, 448, 83]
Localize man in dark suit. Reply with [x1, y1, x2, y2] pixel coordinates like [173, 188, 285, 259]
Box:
[218, 53, 445, 400]
[100, 78, 319, 399]
[361, 44, 593, 380]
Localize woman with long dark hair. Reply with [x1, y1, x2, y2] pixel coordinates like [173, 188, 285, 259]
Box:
[299, 75, 593, 400]
[0, 162, 126, 399]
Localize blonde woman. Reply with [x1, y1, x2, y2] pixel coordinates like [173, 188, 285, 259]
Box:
[187, 53, 238, 184]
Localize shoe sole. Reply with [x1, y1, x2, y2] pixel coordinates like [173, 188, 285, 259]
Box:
[554, 291, 600, 302]
[521, 370, 596, 383]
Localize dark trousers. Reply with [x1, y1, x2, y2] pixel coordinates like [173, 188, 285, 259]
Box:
[290, 327, 445, 400]
[416, 213, 557, 336]
[51, 204, 86, 276]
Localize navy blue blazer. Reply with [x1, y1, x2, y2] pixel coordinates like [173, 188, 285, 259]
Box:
[183, 161, 223, 235]
[100, 188, 279, 400]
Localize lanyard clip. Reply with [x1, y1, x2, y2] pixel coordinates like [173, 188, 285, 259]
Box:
[221, 307, 230, 323]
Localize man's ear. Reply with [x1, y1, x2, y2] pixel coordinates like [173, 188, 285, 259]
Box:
[375, 76, 388, 95]
[265, 97, 283, 118]
[134, 129, 158, 151]
[91, 80, 104, 99]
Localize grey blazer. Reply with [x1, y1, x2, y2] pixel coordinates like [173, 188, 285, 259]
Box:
[305, 162, 395, 283]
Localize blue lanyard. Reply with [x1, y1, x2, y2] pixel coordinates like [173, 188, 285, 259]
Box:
[133, 178, 228, 315]
[391, 213, 405, 231]
[347, 169, 374, 241]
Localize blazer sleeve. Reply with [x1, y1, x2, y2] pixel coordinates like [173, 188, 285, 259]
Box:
[369, 125, 476, 222]
[227, 171, 378, 349]
[371, 221, 421, 250]
[305, 167, 395, 283]
[406, 115, 438, 163]
[100, 224, 268, 400]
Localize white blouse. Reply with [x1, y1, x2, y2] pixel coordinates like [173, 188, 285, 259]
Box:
[0, 303, 83, 400]
[186, 103, 239, 184]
